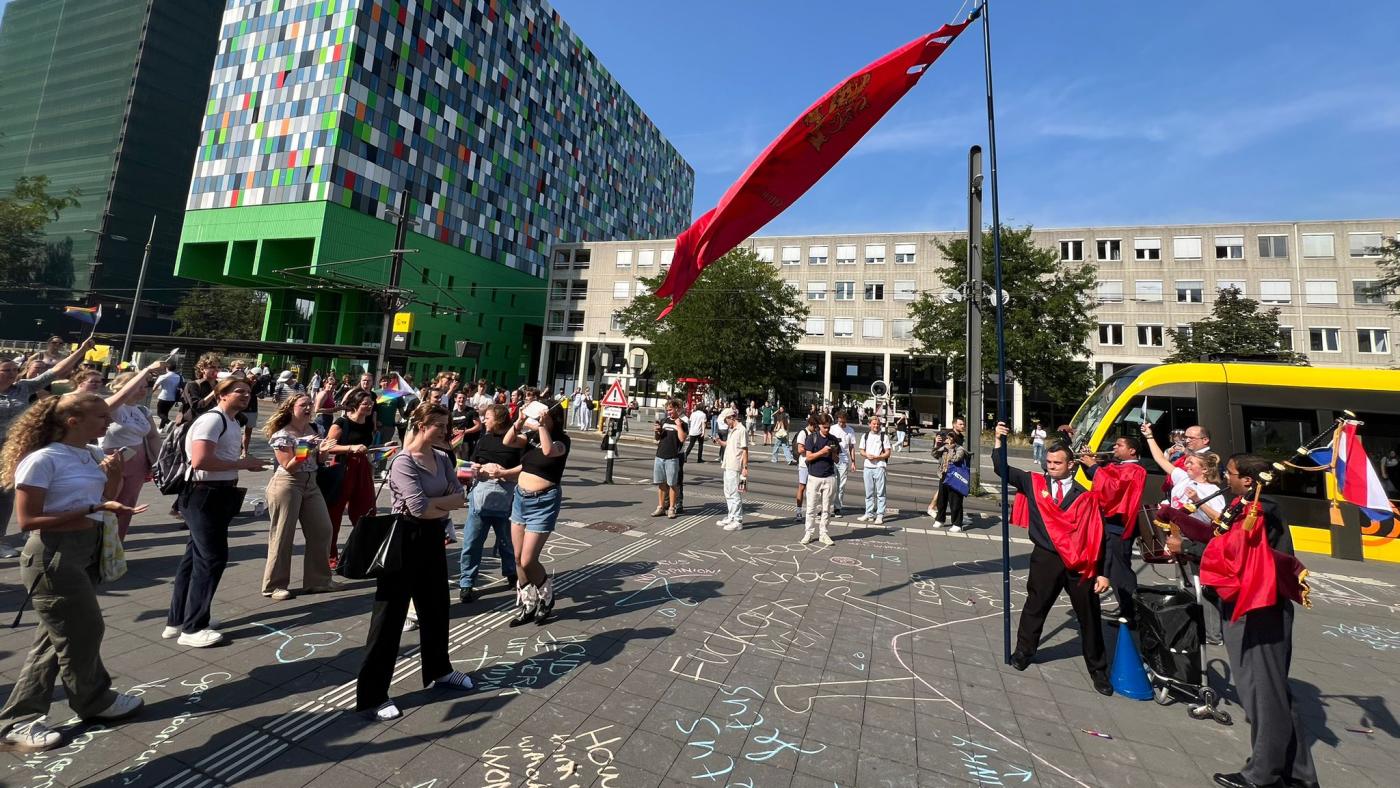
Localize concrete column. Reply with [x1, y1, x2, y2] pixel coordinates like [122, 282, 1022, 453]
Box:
[822, 350, 833, 404]
[944, 373, 955, 426]
[575, 339, 589, 394]
[1012, 378, 1024, 432]
[537, 339, 550, 388]
[882, 352, 892, 389]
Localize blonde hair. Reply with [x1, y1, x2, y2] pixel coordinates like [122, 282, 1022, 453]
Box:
[0, 393, 104, 489]
[1188, 451, 1222, 484]
[107, 371, 141, 393]
[263, 393, 310, 438]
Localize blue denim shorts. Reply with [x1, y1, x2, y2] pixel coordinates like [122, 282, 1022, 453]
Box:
[511, 485, 562, 534]
[653, 457, 680, 486]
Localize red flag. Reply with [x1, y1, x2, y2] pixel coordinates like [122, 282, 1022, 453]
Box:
[1028, 473, 1104, 582]
[1092, 463, 1147, 540]
[1200, 500, 1279, 622]
[655, 21, 972, 316]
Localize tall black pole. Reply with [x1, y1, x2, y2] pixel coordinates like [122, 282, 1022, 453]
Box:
[966, 146, 983, 490]
[119, 215, 157, 364]
[376, 189, 411, 377]
[978, 0, 1012, 665]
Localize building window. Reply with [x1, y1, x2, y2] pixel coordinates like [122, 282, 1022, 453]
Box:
[1349, 232, 1383, 258]
[893, 280, 917, 301]
[809, 245, 828, 265]
[660, 249, 674, 269]
[615, 249, 632, 269]
[804, 317, 826, 336]
[833, 318, 854, 338]
[864, 244, 886, 264]
[612, 282, 630, 299]
[1096, 280, 1124, 303]
[1134, 238, 1162, 261]
[862, 319, 884, 338]
[1353, 279, 1385, 306]
[552, 250, 571, 270]
[1096, 239, 1121, 261]
[549, 280, 567, 301]
[1258, 234, 1288, 259]
[1357, 328, 1390, 354]
[1098, 323, 1124, 346]
[782, 280, 799, 295]
[570, 280, 588, 301]
[1135, 280, 1163, 302]
[566, 311, 584, 332]
[894, 242, 917, 263]
[638, 249, 655, 267]
[1214, 235, 1244, 260]
[781, 246, 801, 266]
[1172, 237, 1202, 260]
[1176, 280, 1204, 303]
[807, 282, 828, 301]
[1304, 279, 1338, 305]
[755, 246, 774, 263]
[1277, 326, 1293, 350]
[892, 319, 914, 339]
[635, 281, 651, 297]
[546, 311, 565, 332]
[1137, 325, 1164, 347]
[1216, 279, 1245, 296]
[610, 312, 626, 332]
[573, 249, 591, 269]
[1059, 240, 1084, 261]
[834, 281, 855, 301]
[1301, 233, 1334, 258]
[864, 282, 885, 301]
[1308, 327, 1340, 353]
[1259, 280, 1292, 304]
[836, 244, 856, 265]
[1176, 324, 1194, 342]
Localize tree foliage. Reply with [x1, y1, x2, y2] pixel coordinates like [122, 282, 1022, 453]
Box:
[1373, 237, 1400, 315]
[0, 176, 81, 289]
[908, 226, 1097, 407]
[1165, 287, 1306, 364]
[173, 286, 267, 340]
[616, 248, 807, 396]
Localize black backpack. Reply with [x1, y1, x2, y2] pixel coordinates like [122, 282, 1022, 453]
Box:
[153, 413, 228, 496]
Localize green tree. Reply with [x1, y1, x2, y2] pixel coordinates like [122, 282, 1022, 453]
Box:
[1165, 286, 1306, 363]
[173, 286, 267, 340]
[908, 226, 1097, 408]
[0, 176, 81, 287]
[616, 248, 807, 395]
[1372, 236, 1400, 314]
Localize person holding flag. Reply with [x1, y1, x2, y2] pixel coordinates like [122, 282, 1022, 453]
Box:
[993, 423, 1112, 695]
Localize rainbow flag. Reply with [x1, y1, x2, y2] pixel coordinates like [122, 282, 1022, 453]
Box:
[365, 445, 399, 465]
[64, 304, 101, 325]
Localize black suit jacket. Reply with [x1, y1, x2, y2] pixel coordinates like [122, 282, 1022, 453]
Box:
[993, 444, 1104, 572]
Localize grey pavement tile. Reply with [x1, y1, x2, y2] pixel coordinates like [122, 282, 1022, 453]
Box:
[591, 688, 657, 728]
[856, 753, 920, 788]
[336, 726, 434, 783]
[614, 728, 684, 773]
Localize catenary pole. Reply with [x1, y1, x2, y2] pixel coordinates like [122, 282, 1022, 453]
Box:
[376, 189, 411, 377]
[966, 146, 983, 491]
[120, 215, 157, 364]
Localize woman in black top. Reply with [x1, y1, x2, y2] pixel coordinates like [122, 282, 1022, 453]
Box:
[356, 403, 472, 720]
[503, 404, 570, 625]
[324, 389, 376, 570]
[456, 403, 520, 603]
[449, 391, 482, 461]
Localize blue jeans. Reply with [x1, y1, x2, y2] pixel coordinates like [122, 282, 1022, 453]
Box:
[1032, 442, 1045, 466]
[863, 466, 887, 517]
[771, 438, 792, 463]
[458, 497, 517, 588]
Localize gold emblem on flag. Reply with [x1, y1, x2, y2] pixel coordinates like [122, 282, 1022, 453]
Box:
[804, 74, 872, 151]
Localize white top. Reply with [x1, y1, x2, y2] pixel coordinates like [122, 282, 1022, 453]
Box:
[831, 424, 857, 464]
[16, 443, 107, 524]
[721, 425, 748, 473]
[862, 431, 891, 469]
[1167, 467, 1219, 523]
[154, 371, 182, 401]
[687, 410, 707, 436]
[268, 427, 321, 476]
[186, 410, 242, 482]
[795, 428, 809, 468]
[717, 407, 735, 425]
[99, 404, 153, 451]
[1031, 427, 1047, 445]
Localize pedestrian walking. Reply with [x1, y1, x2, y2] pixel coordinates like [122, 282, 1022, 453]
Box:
[684, 404, 707, 462]
[458, 403, 520, 603]
[165, 378, 267, 648]
[325, 388, 378, 570]
[180, 353, 222, 424]
[1030, 420, 1047, 467]
[97, 363, 166, 538]
[800, 414, 839, 545]
[0, 393, 148, 752]
[356, 403, 474, 720]
[792, 414, 816, 520]
[745, 400, 760, 436]
[715, 410, 748, 530]
[760, 401, 775, 445]
[831, 412, 857, 516]
[153, 365, 183, 429]
[260, 394, 340, 601]
[273, 370, 303, 404]
[770, 408, 792, 463]
[859, 416, 891, 524]
[314, 375, 338, 433]
[893, 415, 908, 453]
[503, 403, 571, 625]
[651, 399, 686, 518]
[449, 390, 483, 461]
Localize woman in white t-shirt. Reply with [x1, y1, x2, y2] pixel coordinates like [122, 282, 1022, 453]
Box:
[1141, 423, 1222, 522]
[98, 362, 166, 538]
[0, 393, 149, 752]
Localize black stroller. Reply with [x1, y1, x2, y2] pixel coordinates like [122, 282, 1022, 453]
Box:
[1132, 507, 1233, 725]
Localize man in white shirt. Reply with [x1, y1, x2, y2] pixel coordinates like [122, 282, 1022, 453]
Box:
[830, 412, 858, 516]
[153, 368, 184, 429]
[859, 416, 892, 524]
[684, 405, 708, 462]
[1031, 419, 1048, 466]
[715, 411, 748, 530]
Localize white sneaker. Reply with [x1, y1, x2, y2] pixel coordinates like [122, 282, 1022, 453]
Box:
[402, 616, 419, 633]
[87, 692, 144, 722]
[856, 514, 871, 523]
[873, 516, 884, 525]
[799, 532, 814, 545]
[926, 507, 937, 518]
[818, 532, 834, 546]
[161, 626, 180, 639]
[2, 720, 61, 753]
[266, 589, 294, 601]
[948, 524, 964, 533]
[716, 517, 733, 527]
[177, 629, 224, 648]
[722, 521, 742, 531]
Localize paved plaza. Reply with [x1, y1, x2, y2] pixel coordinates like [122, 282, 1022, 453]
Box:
[1, 438, 1398, 787]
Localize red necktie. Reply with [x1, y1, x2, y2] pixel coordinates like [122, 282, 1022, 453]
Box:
[1053, 481, 1064, 505]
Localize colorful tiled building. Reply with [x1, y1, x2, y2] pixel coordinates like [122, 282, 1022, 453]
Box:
[177, 0, 694, 381]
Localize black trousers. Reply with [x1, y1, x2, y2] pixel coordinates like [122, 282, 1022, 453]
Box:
[168, 484, 239, 633]
[935, 485, 964, 524]
[1015, 545, 1108, 676]
[356, 522, 452, 710]
[1222, 601, 1317, 786]
[683, 435, 705, 462]
[1103, 524, 1138, 623]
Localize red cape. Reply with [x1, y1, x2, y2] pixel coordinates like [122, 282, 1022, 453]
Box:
[1023, 474, 1104, 582]
[1200, 500, 1278, 622]
[1093, 463, 1147, 540]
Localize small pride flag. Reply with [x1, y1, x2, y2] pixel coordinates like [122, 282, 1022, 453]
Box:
[63, 304, 101, 325]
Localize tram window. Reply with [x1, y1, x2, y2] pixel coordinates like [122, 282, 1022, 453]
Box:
[1107, 396, 1197, 451]
[1342, 411, 1400, 502]
[1243, 406, 1323, 499]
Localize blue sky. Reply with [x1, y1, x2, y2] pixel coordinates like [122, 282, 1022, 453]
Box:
[553, 0, 1400, 234]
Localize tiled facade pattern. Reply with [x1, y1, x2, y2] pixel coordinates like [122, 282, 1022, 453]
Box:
[187, 0, 694, 277]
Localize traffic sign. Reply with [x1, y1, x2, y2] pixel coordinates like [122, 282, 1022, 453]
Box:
[600, 379, 629, 409]
[603, 407, 623, 419]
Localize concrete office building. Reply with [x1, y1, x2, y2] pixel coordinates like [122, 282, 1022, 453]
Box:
[0, 0, 225, 335]
[176, 0, 693, 381]
[543, 218, 1399, 426]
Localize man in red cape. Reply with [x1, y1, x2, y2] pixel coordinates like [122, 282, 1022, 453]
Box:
[1078, 436, 1147, 627]
[993, 424, 1113, 696]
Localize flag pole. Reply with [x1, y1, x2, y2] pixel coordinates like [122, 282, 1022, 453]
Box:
[973, 0, 1012, 665]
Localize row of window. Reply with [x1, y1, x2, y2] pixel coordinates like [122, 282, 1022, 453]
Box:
[1095, 278, 1389, 305]
[1061, 232, 1386, 263]
[801, 317, 913, 339]
[758, 243, 919, 266]
[1097, 323, 1391, 354]
[550, 279, 928, 302]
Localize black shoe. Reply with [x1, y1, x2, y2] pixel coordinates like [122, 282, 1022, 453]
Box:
[1212, 773, 1274, 788]
[502, 573, 517, 589]
[1101, 606, 1123, 620]
[1092, 673, 1113, 696]
[1010, 652, 1031, 671]
[458, 587, 474, 604]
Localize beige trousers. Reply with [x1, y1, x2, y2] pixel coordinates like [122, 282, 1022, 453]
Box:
[262, 472, 333, 593]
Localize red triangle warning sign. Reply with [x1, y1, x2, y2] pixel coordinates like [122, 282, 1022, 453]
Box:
[600, 380, 629, 409]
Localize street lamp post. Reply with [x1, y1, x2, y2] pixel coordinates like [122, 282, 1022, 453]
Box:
[120, 216, 157, 364]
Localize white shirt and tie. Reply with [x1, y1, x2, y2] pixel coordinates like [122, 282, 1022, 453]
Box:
[1047, 476, 1074, 506]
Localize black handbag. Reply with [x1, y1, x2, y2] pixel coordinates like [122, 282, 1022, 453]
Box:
[337, 513, 403, 579]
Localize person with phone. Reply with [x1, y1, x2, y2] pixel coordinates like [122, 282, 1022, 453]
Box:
[502, 403, 571, 624]
[651, 399, 687, 518]
[97, 361, 167, 538]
